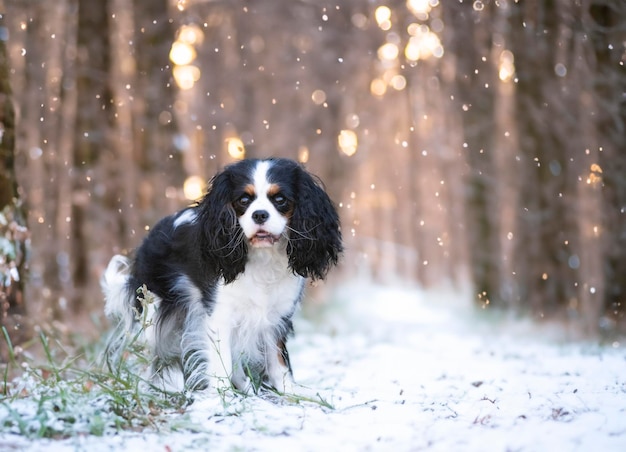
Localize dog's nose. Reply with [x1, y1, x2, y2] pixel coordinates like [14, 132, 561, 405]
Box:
[252, 210, 269, 225]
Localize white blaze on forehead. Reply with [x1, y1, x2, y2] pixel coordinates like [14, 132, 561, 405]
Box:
[249, 160, 277, 212]
[252, 160, 273, 195]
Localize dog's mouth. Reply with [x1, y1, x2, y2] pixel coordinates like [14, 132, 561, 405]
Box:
[250, 231, 281, 247]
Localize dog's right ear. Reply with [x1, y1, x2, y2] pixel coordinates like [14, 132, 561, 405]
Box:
[196, 170, 247, 283]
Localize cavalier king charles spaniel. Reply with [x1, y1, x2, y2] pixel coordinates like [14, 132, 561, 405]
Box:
[101, 158, 342, 395]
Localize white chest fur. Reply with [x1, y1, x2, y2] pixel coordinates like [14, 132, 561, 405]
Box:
[210, 244, 304, 362]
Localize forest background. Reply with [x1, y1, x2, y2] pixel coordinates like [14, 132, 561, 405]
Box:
[0, 0, 625, 352]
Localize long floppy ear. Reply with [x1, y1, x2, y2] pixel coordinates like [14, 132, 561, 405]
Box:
[196, 170, 247, 283]
[288, 166, 343, 280]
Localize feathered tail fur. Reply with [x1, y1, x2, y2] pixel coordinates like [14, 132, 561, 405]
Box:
[101, 255, 179, 389]
[101, 255, 132, 321]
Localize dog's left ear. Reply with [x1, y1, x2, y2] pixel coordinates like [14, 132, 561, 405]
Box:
[288, 166, 343, 280]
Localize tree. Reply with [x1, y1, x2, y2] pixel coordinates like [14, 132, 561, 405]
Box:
[443, 1, 502, 306]
[0, 7, 29, 350]
[505, 0, 625, 333]
[4, 0, 181, 325]
[508, 1, 581, 316]
[590, 1, 626, 328]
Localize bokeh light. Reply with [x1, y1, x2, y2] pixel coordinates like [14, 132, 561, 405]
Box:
[338, 129, 358, 157]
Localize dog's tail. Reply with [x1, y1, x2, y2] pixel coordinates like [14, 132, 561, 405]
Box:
[101, 254, 133, 322]
[101, 255, 139, 367]
[101, 254, 161, 373]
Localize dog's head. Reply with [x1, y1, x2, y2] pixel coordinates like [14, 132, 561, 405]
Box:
[197, 158, 343, 283]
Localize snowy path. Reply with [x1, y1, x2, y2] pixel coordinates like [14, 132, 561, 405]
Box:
[4, 283, 626, 451]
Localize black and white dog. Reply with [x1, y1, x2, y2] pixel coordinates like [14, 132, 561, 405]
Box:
[101, 158, 342, 394]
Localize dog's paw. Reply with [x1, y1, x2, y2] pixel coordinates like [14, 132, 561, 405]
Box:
[231, 375, 255, 395]
[278, 378, 296, 396]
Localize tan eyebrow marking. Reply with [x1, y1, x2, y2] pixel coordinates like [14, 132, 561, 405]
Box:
[267, 183, 281, 197]
[244, 184, 256, 196]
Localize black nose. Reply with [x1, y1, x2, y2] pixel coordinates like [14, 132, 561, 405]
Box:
[252, 210, 269, 224]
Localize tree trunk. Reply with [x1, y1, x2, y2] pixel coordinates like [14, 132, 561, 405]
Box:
[0, 7, 29, 349]
[70, 0, 111, 315]
[509, 0, 583, 318]
[589, 1, 626, 329]
[0, 11, 16, 209]
[444, 2, 502, 307]
[132, 0, 183, 223]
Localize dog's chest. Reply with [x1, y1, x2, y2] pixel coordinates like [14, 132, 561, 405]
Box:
[216, 248, 304, 328]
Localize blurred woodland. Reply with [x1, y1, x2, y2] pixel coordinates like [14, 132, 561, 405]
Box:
[0, 0, 625, 349]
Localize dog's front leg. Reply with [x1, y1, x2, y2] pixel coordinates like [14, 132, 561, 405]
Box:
[206, 316, 234, 392]
[265, 338, 295, 394]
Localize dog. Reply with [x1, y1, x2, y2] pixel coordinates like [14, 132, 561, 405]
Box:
[101, 158, 342, 394]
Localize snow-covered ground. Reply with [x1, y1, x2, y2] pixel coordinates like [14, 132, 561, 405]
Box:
[3, 282, 626, 451]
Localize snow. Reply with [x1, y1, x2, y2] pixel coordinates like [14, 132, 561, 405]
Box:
[2, 281, 626, 451]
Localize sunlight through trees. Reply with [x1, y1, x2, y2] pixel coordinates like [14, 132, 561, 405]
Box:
[1, 0, 624, 339]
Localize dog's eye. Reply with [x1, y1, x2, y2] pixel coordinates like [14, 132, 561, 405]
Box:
[236, 195, 252, 208]
[272, 194, 287, 207]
